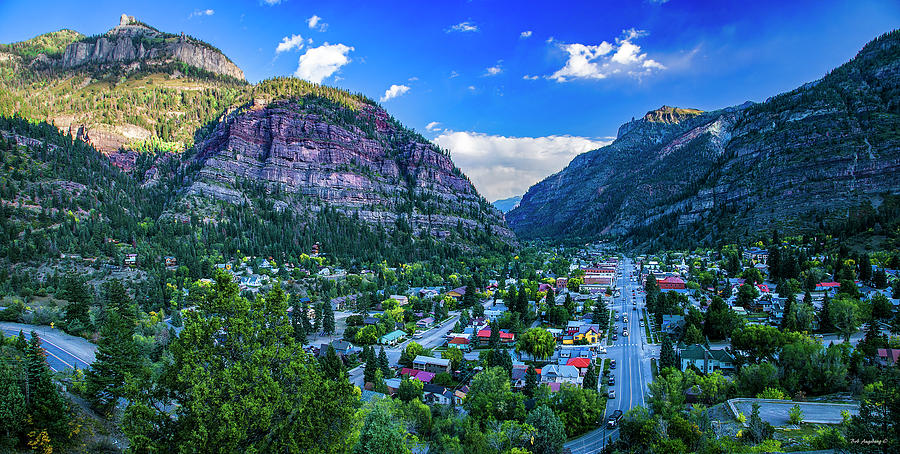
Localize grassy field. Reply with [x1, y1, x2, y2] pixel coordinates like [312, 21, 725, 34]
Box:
[650, 358, 658, 378]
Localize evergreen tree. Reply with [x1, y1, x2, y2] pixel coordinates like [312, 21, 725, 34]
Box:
[463, 280, 476, 308]
[524, 365, 538, 397]
[526, 404, 566, 454]
[660, 335, 677, 370]
[489, 321, 500, 348]
[859, 255, 873, 283]
[378, 347, 391, 378]
[25, 333, 71, 445]
[291, 302, 307, 343]
[85, 280, 142, 416]
[781, 293, 796, 330]
[819, 294, 835, 332]
[363, 347, 377, 385]
[314, 302, 324, 332]
[321, 344, 344, 379]
[62, 272, 91, 330]
[322, 301, 336, 335]
[0, 365, 25, 440]
[582, 362, 598, 391]
[874, 269, 888, 289]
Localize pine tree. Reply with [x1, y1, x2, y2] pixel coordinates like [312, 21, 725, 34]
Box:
[524, 365, 538, 397]
[582, 362, 598, 391]
[291, 302, 307, 343]
[819, 294, 834, 332]
[364, 347, 377, 385]
[489, 321, 500, 348]
[660, 335, 677, 370]
[859, 255, 872, 283]
[62, 272, 91, 330]
[25, 333, 71, 444]
[314, 302, 323, 333]
[781, 293, 796, 330]
[322, 301, 335, 335]
[321, 345, 343, 379]
[378, 347, 391, 378]
[86, 281, 142, 415]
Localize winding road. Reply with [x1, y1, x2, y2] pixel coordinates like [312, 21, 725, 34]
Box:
[1, 322, 96, 372]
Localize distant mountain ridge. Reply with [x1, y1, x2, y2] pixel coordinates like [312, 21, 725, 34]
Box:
[492, 196, 522, 213]
[508, 29, 900, 249]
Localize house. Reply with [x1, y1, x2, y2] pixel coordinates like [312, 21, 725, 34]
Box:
[379, 330, 406, 346]
[876, 348, 900, 367]
[574, 327, 602, 344]
[390, 295, 410, 306]
[413, 355, 451, 374]
[164, 256, 177, 268]
[556, 277, 568, 290]
[318, 340, 354, 357]
[541, 364, 581, 385]
[742, 248, 768, 264]
[423, 384, 454, 405]
[679, 344, 735, 373]
[447, 337, 471, 351]
[476, 328, 515, 346]
[658, 276, 686, 290]
[417, 317, 435, 329]
[661, 315, 685, 336]
[401, 368, 436, 383]
[446, 287, 467, 299]
[566, 357, 593, 375]
[125, 253, 138, 267]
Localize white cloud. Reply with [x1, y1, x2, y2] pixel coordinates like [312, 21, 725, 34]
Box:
[275, 34, 306, 53]
[485, 61, 503, 76]
[380, 84, 410, 102]
[520, 30, 533, 39]
[307, 15, 328, 31]
[294, 43, 353, 84]
[449, 70, 460, 78]
[434, 131, 612, 201]
[188, 9, 214, 18]
[522, 75, 539, 80]
[425, 121, 441, 132]
[261, 0, 283, 4]
[548, 29, 665, 82]
[447, 21, 478, 33]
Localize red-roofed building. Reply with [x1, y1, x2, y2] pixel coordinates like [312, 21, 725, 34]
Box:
[566, 357, 592, 374]
[477, 328, 515, 346]
[756, 284, 770, 293]
[448, 337, 471, 351]
[658, 276, 686, 290]
[877, 348, 900, 366]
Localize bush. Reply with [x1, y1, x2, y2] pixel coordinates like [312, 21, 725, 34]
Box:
[789, 404, 803, 425]
[0, 299, 25, 321]
[756, 387, 788, 400]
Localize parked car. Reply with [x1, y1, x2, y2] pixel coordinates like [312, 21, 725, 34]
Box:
[612, 333, 618, 341]
[607, 410, 624, 428]
[610, 359, 616, 369]
[623, 330, 628, 337]
[608, 375, 615, 386]
[608, 389, 616, 399]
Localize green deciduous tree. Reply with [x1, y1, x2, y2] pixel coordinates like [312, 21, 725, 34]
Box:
[398, 377, 423, 403]
[515, 327, 555, 360]
[464, 366, 525, 426]
[551, 384, 606, 437]
[352, 401, 411, 454]
[830, 295, 861, 342]
[129, 274, 359, 453]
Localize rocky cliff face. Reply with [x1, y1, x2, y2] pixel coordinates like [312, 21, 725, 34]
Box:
[59, 15, 244, 80]
[171, 96, 515, 243]
[508, 29, 900, 247]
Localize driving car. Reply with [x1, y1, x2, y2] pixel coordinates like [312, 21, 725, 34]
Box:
[623, 330, 628, 337]
[640, 321, 644, 327]
[608, 389, 616, 399]
[612, 333, 618, 341]
[607, 410, 624, 429]
[608, 375, 615, 386]
[610, 359, 616, 369]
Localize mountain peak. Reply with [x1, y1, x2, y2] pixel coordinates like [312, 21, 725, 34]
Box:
[643, 105, 704, 124]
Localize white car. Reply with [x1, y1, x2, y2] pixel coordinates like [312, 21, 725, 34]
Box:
[608, 389, 616, 399]
[640, 321, 644, 327]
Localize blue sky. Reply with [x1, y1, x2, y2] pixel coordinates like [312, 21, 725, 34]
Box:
[1, 0, 898, 200]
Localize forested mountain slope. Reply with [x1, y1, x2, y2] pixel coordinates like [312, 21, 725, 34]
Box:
[0, 16, 514, 264]
[508, 29, 900, 250]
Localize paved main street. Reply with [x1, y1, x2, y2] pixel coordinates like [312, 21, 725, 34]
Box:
[566, 257, 656, 454]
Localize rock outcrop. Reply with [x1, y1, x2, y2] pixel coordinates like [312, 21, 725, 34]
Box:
[176, 97, 515, 243]
[508, 29, 900, 246]
[60, 15, 244, 80]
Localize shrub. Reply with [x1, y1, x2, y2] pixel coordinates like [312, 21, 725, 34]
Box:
[789, 404, 803, 425]
[756, 387, 788, 400]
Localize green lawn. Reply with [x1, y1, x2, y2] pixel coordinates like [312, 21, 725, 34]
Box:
[650, 358, 658, 378]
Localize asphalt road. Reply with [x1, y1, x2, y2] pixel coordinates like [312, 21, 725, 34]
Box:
[730, 399, 859, 426]
[566, 258, 654, 454]
[1, 322, 97, 372]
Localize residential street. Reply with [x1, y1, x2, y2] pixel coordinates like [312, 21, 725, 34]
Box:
[566, 257, 655, 454]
